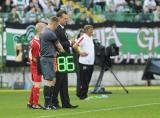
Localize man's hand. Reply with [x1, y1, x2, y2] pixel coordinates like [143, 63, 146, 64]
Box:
[79, 52, 88, 57]
[70, 40, 76, 46]
[55, 41, 65, 53]
[59, 47, 65, 53]
[73, 43, 88, 57]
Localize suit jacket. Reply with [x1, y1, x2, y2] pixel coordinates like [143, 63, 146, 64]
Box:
[55, 25, 71, 53]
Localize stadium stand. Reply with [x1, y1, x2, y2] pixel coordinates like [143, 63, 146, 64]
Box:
[0, 0, 159, 23]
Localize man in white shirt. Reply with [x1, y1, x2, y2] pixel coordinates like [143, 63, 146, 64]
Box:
[73, 25, 95, 100]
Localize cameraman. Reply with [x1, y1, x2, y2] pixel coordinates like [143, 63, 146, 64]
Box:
[73, 25, 95, 100]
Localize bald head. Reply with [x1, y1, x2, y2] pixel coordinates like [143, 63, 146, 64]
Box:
[35, 22, 47, 35]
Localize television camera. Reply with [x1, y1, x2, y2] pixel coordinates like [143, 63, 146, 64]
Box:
[94, 39, 119, 69]
[91, 39, 128, 94]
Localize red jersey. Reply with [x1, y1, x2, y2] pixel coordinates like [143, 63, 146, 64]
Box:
[29, 37, 40, 71]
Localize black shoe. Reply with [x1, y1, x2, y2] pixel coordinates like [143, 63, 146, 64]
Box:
[54, 104, 61, 109]
[79, 95, 87, 100]
[51, 105, 58, 110]
[43, 105, 52, 110]
[27, 103, 33, 109]
[51, 103, 61, 109]
[62, 104, 79, 109]
[76, 93, 81, 98]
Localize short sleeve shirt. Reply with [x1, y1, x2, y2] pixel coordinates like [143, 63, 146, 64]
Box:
[40, 27, 58, 57]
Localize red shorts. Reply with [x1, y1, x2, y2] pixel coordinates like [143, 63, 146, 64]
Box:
[31, 68, 42, 82]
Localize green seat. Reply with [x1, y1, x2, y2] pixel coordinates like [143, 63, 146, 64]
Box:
[93, 5, 102, 15]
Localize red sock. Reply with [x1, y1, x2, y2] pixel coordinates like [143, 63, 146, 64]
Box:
[29, 86, 34, 105]
[33, 87, 40, 106]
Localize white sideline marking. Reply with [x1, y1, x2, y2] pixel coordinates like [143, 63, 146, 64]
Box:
[38, 102, 160, 118]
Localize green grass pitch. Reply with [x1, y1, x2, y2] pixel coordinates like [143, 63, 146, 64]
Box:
[0, 86, 160, 118]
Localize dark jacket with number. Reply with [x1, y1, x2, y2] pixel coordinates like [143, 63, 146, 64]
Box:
[55, 25, 71, 53]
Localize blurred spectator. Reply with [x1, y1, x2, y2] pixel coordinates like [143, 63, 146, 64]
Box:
[140, 6, 153, 22]
[2, 0, 13, 12]
[1, 0, 160, 23]
[8, 6, 21, 23]
[39, 0, 56, 15]
[125, 0, 135, 10]
[81, 0, 93, 11]
[61, 0, 74, 15]
[155, 0, 160, 5]
[126, 0, 135, 6]
[74, 11, 93, 25]
[105, 0, 128, 13]
[143, 0, 157, 11]
[126, 0, 143, 13]
[134, 0, 143, 13]
[131, 0, 143, 22]
[12, 0, 29, 11]
[94, 0, 106, 13]
[51, 0, 63, 11]
[93, 0, 102, 14]
[25, 1, 35, 12]
[75, 12, 88, 25]
[113, 0, 127, 12]
[153, 5, 160, 21]
[105, 0, 116, 12]
[86, 13, 94, 24]
[25, 5, 38, 23]
[72, 8, 81, 22]
[30, 0, 43, 11]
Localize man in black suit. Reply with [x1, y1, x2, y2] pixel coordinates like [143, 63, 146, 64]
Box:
[52, 10, 78, 108]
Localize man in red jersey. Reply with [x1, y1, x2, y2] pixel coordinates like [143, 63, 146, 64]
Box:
[27, 22, 46, 109]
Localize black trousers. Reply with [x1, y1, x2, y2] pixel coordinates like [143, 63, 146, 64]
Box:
[77, 63, 94, 98]
[52, 72, 70, 106]
[75, 54, 80, 97]
[76, 68, 80, 97]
